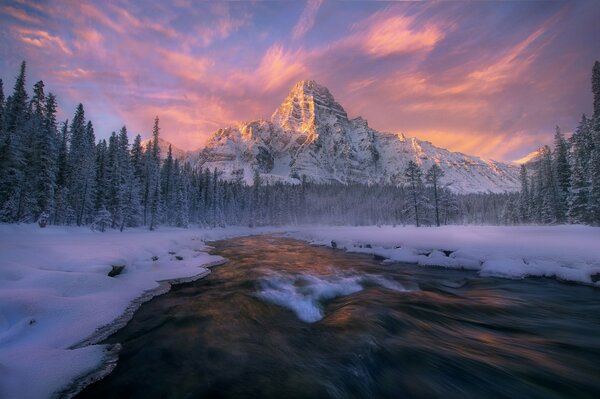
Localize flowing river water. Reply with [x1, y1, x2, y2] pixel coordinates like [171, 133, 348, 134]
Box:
[77, 235, 600, 399]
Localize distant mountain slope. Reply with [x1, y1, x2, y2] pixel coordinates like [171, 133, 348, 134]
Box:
[191, 80, 519, 193]
[141, 138, 188, 160]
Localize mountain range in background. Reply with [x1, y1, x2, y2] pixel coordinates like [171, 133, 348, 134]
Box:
[160, 80, 520, 194]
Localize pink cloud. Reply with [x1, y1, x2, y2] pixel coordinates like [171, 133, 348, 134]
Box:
[292, 0, 323, 40]
[359, 15, 443, 58]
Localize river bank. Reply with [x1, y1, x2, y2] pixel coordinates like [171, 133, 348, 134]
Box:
[0, 224, 280, 399]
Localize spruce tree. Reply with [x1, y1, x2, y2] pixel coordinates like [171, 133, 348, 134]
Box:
[53, 120, 70, 224]
[148, 117, 162, 230]
[0, 78, 5, 134]
[0, 62, 29, 221]
[518, 164, 530, 222]
[588, 117, 600, 224]
[592, 60, 600, 119]
[404, 160, 424, 227]
[425, 163, 444, 226]
[568, 115, 591, 223]
[552, 126, 570, 221]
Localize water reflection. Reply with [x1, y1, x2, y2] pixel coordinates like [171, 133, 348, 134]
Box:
[77, 235, 600, 399]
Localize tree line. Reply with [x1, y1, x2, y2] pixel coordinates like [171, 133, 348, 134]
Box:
[505, 61, 600, 226]
[1, 60, 596, 230]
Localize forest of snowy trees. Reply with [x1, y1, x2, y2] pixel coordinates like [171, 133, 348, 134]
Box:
[0, 61, 598, 230]
[506, 61, 600, 226]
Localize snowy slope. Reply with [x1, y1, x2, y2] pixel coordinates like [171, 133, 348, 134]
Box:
[192, 80, 520, 193]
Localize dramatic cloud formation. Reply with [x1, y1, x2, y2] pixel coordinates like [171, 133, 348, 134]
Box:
[0, 0, 599, 161]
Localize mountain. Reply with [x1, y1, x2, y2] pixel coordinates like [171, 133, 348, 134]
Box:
[192, 80, 519, 193]
[141, 138, 188, 160]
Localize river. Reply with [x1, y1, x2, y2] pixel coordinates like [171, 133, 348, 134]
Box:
[77, 235, 600, 398]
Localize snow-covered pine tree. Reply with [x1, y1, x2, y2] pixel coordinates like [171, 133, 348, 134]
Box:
[592, 60, 600, 120]
[68, 105, 97, 226]
[588, 116, 600, 225]
[0, 79, 5, 133]
[539, 145, 560, 223]
[160, 144, 175, 224]
[94, 139, 109, 214]
[552, 126, 570, 222]
[20, 80, 46, 221]
[116, 126, 140, 230]
[425, 163, 444, 227]
[404, 160, 425, 227]
[518, 164, 530, 223]
[173, 159, 190, 228]
[92, 206, 112, 232]
[53, 120, 70, 224]
[148, 117, 162, 230]
[0, 61, 29, 222]
[568, 115, 592, 223]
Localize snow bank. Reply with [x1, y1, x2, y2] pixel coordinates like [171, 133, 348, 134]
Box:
[0, 224, 277, 399]
[289, 225, 600, 286]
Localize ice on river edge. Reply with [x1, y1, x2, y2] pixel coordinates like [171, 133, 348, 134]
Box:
[288, 225, 600, 286]
[0, 224, 283, 399]
[1, 224, 600, 399]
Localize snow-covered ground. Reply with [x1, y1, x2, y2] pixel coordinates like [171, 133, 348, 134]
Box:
[2, 224, 600, 399]
[289, 225, 600, 285]
[0, 224, 279, 399]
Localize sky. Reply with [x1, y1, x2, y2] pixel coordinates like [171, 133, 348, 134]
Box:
[0, 0, 599, 162]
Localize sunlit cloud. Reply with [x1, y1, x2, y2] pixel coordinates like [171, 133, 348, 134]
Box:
[0, 0, 598, 161]
[15, 27, 73, 55]
[292, 0, 323, 40]
[0, 5, 42, 24]
[358, 14, 443, 58]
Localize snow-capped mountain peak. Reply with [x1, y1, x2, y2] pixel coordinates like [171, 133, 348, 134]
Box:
[192, 80, 520, 193]
[271, 80, 348, 135]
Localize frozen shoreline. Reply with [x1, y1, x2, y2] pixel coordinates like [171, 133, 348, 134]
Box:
[2, 224, 600, 399]
[0, 224, 281, 399]
[288, 225, 600, 286]
[58, 262, 225, 399]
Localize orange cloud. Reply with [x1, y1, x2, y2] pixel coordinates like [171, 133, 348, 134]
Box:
[107, 4, 179, 39]
[16, 27, 73, 55]
[360, 15, 443, 58]
[156, 49, 214, 83]
[0, 5, 42, 24]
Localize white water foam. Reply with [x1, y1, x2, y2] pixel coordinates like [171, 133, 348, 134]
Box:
[256, 272, 409, 322]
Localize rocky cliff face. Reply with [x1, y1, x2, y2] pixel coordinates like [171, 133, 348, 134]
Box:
[191, 80, 519, 193]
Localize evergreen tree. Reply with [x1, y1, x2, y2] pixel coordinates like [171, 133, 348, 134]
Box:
[94, 139, 109, 213]
[404, 161, 424, 227]
[592, 60, 600, 119]
[161, 144, 175, 223]
[552, 126, 570, 221]
[425, 163, 444, 226]
[588, 117, 600, 224]
[5, 61, 29, 135]
[568, 115, 591, 223]
[0, 78, 5, 134]
[518, 165, 530, 222]
[53, 120, 70, 224]
[148, 117, 162, 230]
[0, 61, 29, 221]
[68, 105, 96, 226]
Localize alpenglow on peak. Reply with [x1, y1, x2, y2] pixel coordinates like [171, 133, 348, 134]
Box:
[271, 80, 348, 132]
[193, 79, 520, 194]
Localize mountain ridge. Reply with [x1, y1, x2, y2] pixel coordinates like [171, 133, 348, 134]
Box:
[188, 80, 520, 193]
